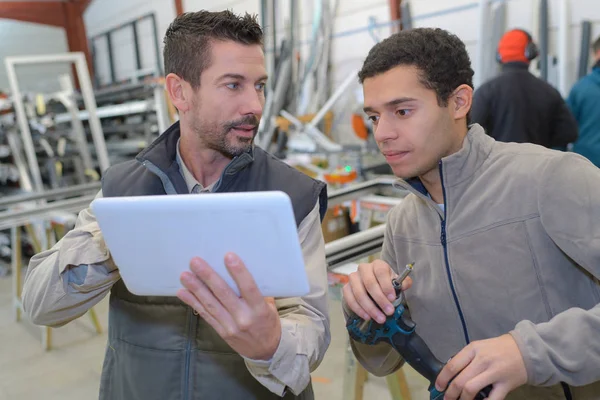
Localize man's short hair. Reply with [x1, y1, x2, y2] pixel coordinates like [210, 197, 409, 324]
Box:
[358, 28, 474, 107]
[163, 10, 263, 88]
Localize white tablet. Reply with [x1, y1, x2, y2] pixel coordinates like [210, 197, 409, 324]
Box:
[91, 191, 310, 298]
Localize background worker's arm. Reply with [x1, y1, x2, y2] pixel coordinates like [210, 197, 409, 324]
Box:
[550, 93, 578, 148]
[244, 201, 331, 396]
[342, 216, 405, 376]
[510, 154, 600, 387]
[470, 87, 493, 136]
[566, 85, 582, 122]
[22, 190, 120, 327]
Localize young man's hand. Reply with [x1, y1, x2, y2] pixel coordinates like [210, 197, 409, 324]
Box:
[435, 334, 528, 400]
[342, 260, 412, 324]
[177, 253, 281, 361]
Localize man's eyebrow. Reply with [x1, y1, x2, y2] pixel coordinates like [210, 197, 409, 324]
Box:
[363, 97, 417, 113]
[216, 73, 246, 82]
[216, 73, 269, 82]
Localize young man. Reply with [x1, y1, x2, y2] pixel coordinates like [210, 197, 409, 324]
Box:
[343, 28, 600, 400]
[22, 11, 330, 400]
[471, 29, 578, 149]
[567, 35, 600, 168]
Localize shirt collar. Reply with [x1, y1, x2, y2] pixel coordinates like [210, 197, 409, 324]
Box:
[176, 138, 207, 193]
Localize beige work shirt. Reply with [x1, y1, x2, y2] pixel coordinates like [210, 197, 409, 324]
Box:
[22, 141, 330, 396]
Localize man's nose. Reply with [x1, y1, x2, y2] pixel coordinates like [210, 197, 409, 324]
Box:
[240, 88, 264, 117]
[373, 115, 399, 143]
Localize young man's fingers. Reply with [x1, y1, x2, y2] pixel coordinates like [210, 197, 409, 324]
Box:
[359, 262, 394, 317]
[342, 283, 370, 321]
[461, 372, 496, 400]
[435, 344, 476, 392]
[441, 360, 486, 400]
[397, 276, 413, 292]
[372, 260, 397, 305]
[349, 271, 386, 323]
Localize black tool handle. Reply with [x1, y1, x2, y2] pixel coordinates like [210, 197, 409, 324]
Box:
[390, 329, 445, 383]
[476, 385, 493, 399]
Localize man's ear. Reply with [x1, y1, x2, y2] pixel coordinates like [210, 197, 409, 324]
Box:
[165, 73, 190, 113]
[450, 84, 473, 120]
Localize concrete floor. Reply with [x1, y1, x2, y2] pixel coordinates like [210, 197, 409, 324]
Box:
[0, 275, 429, 400]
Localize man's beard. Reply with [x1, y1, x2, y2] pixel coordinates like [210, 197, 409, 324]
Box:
[193, 115, 259, 158]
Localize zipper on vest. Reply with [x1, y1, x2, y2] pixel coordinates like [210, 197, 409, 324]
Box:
[439, 161, 471, 345]
[183, 307, 194, 400]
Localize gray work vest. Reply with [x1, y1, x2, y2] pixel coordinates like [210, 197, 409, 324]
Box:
[99, 122, 327, 400]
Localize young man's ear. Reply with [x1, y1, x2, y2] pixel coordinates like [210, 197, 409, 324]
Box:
[165, 73, 190, 113]
[451, 84, 473, 120]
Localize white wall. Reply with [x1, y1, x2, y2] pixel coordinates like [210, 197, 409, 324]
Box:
[84, 0, 177, 86]
[0, 19, 70, 93]
[410, 0, 600, 89]
[2, 0, 599, 95]
[80, 0, 599, 143]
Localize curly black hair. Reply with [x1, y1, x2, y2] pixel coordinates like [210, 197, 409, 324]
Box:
[163, 10, 263, 88]
[358, 28, 474, 107]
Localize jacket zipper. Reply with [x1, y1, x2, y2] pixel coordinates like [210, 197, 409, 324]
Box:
[183, 308, 194, 400]
[561, 382, 572, 400]
[439, 161, 471, 345]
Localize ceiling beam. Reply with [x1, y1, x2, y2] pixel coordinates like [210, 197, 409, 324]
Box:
[0, 2, 66, 27]
[389, 0, 402, 33]
[174, 0, 183, 16]
[62, 1, 94, 86]
[79, 0, 94, 11]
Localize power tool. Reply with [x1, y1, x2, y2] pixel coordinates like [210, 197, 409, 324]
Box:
[346, 263, 492, 400]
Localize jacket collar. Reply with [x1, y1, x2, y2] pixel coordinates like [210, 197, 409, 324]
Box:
[439, 123, 495, 188]
[502, 62, 531, 72]
[396, 123, 495, 196]
[136, 121, 255, 186]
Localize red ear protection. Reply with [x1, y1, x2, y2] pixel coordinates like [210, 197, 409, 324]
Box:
[496, 29, 539, 63]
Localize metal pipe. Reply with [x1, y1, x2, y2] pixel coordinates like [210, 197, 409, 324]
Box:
[58, 74, 94, 173]
[325, 224, 386, 269]
[106, 31, 116, 84]
[0, 182, 100, 208]
[55, 99, 151, 123]
[539, 0, 549, 81]
[132, 20, 142, 72]
[401, 0, 413, 30]
[327, 176, 397, 206]
[258, 54, 292, 150]
[578, 21, 592, 79]
[558, 0, 570, 97]
[154, 85, 170, 133]
[0, 195, 96, 232]
[489, 0, 507, 79]
[271, 0, 277, 60]
[474, 0, 490, 88]
[4, 58, 44, 192]
[307, 68, 359, 129]
[150, 13, 163, 75]
[75, 52, 111, 172]
[6, 132, 34, 192]
[7, 50, 107, 183]
[326, 224, 386, 256]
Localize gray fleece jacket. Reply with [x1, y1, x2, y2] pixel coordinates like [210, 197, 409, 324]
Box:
[348, 124, 600, 400]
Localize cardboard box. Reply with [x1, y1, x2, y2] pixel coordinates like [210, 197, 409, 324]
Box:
[357, 195, 403, 230]
[321, 206, 351, 243]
